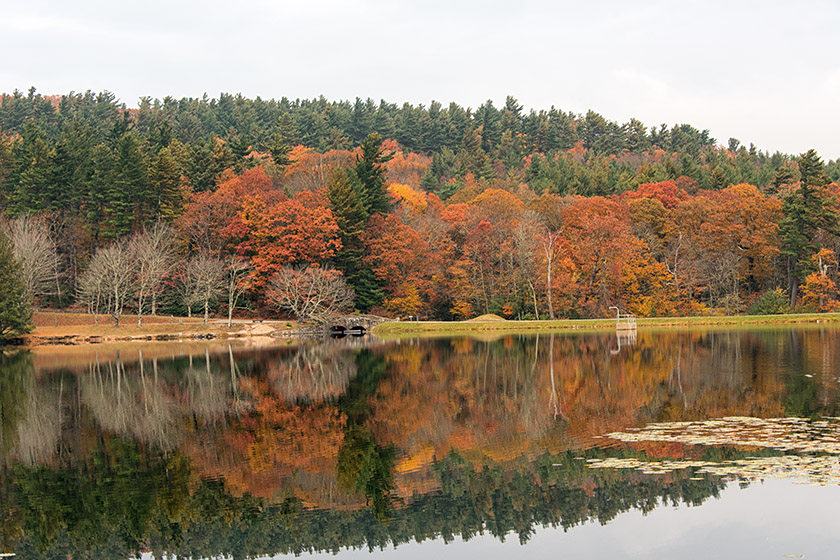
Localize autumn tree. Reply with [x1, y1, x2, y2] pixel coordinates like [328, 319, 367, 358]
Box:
[672, 184, 781, 307]
[176, 167, 275, 253]
[800, 248, 838, 312]
[362, 213, 431, 317]
[559, 196, 634, 316]
[238, 192, 341, 289]
[282, 145, 354, 194]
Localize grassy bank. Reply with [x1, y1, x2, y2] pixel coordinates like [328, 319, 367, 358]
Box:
[372, 313, 840, 337]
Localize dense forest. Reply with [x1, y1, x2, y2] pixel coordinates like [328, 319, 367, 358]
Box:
[2, 87, 840, 322]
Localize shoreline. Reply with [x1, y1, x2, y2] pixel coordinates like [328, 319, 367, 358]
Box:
[17, 312, 840, 347]
[22, 318, 303, 347]
[371, 313, 840, 337]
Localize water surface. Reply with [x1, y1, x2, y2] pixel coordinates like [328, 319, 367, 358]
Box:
[2, 328, 840, 559]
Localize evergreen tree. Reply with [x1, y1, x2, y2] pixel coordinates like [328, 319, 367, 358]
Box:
[184, 139, 220, 192]
[274, 112, 301, 146]
[9, 123, 55, 214]
[226, 131, 252, 173]
[780, 149, 839, 303]
[51, 121, 96, 214]
[353, 133, 393, 216]
[267, 134, 293, 168]
[457, 127, 493, 180]
[149, 145, 183, 220]
[0, 231, 33, 340]
[327, 169, 383, 311]
[108, 132, 148, 236]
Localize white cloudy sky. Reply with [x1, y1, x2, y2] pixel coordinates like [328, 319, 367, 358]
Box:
[2, 0, 839, 158]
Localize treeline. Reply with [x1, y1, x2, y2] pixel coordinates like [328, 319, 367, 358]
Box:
[2, 88, 840, 321]
[2, 432, 726, 559]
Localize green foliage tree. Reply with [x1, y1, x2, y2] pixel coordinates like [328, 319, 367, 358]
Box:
[747, 288, 791, 315]
[779, 149, 838, 303]
[353, 133, 393, 216]
[328, 169, 382, 311]
[9, 124, 55, 214]
[0, 231, 33, 340]
[149, 145, 183, 220]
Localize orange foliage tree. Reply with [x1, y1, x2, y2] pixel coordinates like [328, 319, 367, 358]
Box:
[176, 167, 277, 252]
[282, 145, 355, 194]
[559, 196, 638, 316]
[800, 248, 839, 311]
[671, 184, 781, 308]
[238, 193, 342, 289]
[362, 213, 435, 317]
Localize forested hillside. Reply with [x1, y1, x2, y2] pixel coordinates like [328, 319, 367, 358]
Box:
[2, 87, 840, 321]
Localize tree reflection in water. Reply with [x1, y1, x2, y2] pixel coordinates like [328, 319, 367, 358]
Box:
[0, 327, 838, 558]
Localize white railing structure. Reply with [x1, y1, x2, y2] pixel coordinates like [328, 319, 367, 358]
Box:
[608, 306, 637, 331]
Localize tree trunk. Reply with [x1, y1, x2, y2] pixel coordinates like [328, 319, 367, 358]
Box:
[527, 278, 539, 320]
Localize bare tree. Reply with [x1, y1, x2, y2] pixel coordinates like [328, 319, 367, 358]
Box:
[514, 213, 543, 320]
[77, 258, 105, 326]
[225, 256, 252, 327]
[184, 252, 226, 324]
[268, 265, 354, 323]
[130, 223, 176, 325]
[2, 215, 60, 303]
[541, 230, 563, 320]
[78, 239, 136, 326]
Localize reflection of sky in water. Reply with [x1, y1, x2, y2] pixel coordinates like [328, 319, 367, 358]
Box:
[291, 480, 840, 559]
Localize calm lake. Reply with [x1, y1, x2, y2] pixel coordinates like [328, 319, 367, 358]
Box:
[2, 327, 840, 559]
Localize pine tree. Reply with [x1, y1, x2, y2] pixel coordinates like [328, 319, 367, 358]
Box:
[0, 231, 33, 340]
[353, 133, 393, 216]
[10, 124, 55, 214]
[327, 169, 383, 311]
[780, 149, 839, 303]
[183, 139, 219, 192]
[457, 127, 494, 180]
[108, 132, 148, 236]
[150, 145, 183, 220]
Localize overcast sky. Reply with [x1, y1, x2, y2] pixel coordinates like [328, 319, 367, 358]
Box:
[3, 0, 839, 158]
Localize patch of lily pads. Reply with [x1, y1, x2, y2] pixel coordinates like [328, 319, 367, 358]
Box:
[585, 417, 840, 486]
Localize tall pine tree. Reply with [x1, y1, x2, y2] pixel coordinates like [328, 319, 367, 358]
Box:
[780, 149, 839, 304]
[0, 231, 32, 340]
[352, 133, 393, 216]
[328, 168, 383, 312]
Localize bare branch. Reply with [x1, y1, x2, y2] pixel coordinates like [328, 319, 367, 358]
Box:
[268, 265, 354, 324]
